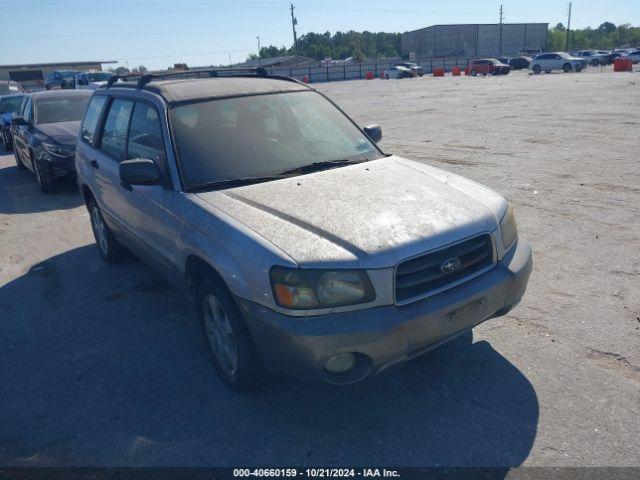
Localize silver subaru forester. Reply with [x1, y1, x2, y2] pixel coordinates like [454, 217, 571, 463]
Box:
[75, 69, 532, 390]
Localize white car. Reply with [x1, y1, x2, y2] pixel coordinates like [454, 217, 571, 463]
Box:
[574, 50, 608, 66]
[384, 66, 412, 79]
[623, 49, 640, 64]
[530, 52, 584, 74]
[74, 71, 115, 90]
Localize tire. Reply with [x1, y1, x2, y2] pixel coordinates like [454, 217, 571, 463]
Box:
[197, 275, 262, 391]
[88, 197, 126, 263]
[563, 63, 572, 73]
[591, 59, 599, 67]
[575, 64, 583, 72]
[532, 64, 541, 74]
[32, 155, 53, 193]
[14, 144, 26, 170]
[470, 69, 478, 77]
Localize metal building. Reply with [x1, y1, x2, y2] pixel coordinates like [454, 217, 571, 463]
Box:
[402, 24, 549, 59]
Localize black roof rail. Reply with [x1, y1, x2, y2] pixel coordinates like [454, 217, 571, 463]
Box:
[105, 67, 277, 89]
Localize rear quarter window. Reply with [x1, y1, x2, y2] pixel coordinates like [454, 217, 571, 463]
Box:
[81, 96, 108, 145]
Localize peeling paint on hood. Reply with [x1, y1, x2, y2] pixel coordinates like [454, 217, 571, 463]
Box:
[195, 156, 507, 268]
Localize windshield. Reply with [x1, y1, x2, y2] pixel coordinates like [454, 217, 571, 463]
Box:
[170, 90, 381, 189]
[0, 96, 23, 114]
[87, 72, 113, 82]
[35, 95, 90, 124]
[59, 71, 76, 79]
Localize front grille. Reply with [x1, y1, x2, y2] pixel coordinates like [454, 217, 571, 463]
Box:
[395, 234, 495, 304]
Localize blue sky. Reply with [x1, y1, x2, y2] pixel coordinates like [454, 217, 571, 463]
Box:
[1, 0, 638, 70]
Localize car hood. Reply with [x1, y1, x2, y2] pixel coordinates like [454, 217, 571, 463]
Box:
[36, 120, 80, 145]
[194, 156, 507, 268]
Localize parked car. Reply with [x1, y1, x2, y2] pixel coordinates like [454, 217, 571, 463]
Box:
[574, 50, 608, 66]
[385, 66, 413, 79]
[530, 52, 584, 74]
[623, 49, 640, 64]
[11, 90, 91, 191]
[0, 80, 26, 95]
[469, 59, 511, 76]
[75, 71, 115, 90]
[508, 56, 532, 70]
[0, 94, 25, 150]
[75, 71, 532, 390]
[394, 62, 424, 77]
[45, 70, 78, 90]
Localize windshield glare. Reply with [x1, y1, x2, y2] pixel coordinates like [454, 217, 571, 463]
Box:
[170, 91, 381, 188]
[35, 96, 90, 124]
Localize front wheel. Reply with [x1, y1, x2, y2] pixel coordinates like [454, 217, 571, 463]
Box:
[33, 157, 53, 193]
[575, 64, 583, 72]
[532, 65, 541, 74]
[197, 276, 262, 391]
[470, 69, 478, 76]
[563, 63, 572, 73]
[14, 144, 26, 170]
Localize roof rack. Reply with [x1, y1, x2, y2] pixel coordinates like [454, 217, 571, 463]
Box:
[106, 67, 271, 89]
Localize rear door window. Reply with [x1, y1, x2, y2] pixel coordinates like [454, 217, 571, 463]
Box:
[99, 99, 134, 160]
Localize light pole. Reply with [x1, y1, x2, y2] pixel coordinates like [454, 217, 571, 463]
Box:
[257, 36, 261, 66]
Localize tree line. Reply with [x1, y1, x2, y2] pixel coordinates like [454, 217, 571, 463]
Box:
[252, 23, 639, 61]
[548, 22, 640, 51]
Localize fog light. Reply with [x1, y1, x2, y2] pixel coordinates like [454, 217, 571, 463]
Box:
[324, 353, 357, 374]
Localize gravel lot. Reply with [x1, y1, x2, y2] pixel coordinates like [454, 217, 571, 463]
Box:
[1, 69, 639, 467]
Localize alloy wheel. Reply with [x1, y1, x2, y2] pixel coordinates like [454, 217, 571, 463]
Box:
[203, 293, 238, 376]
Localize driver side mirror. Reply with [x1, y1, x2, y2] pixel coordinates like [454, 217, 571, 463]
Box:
[11, 116, 27, 126]
[119, 158, 160, 185]
[363, 124, 382, 143]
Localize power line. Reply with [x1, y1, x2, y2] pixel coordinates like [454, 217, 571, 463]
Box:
[0, 27, 289, 38]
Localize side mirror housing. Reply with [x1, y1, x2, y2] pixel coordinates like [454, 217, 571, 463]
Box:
[11, 116, 27, 126]
[119, 158, 160, 185]
[363, 124, 382, 143]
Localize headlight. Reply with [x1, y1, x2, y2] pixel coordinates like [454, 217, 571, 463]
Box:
[500, 203, 518, 249]
[42, 142, 74, 157]
[270, 267, 376, 309]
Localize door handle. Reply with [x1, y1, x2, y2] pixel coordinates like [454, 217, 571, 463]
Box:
[89, 159, 99, 169]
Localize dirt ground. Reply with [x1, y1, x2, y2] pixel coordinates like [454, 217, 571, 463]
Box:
[1, 69, 639, 467]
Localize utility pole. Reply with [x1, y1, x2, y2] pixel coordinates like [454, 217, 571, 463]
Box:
[499, 4, 504, 56]
[565, 2, 572, 51]
[290, 4, 298, 65]
[257, 36, 261, 66]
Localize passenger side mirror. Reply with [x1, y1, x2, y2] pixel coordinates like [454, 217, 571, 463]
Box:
[363, 124, 382, 143]
[11, 116, 27, 126]
[119, 158, 160, 186]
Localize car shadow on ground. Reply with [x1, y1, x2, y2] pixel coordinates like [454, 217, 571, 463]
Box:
[0, 244, 539, 468]
[0, 151, 82, 214]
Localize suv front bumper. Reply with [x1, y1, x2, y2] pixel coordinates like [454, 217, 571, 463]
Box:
[237, 238, 532, 384]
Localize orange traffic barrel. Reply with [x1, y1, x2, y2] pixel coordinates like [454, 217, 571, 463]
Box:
[452, 66, 461, 76]
[433, 67, 445, 77]
[303, 75, 310, 83]
[365, 71, 374, 80]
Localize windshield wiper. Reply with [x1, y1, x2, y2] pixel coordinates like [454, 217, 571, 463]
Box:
[188, 174, 292, 192]
[279, 158, 359, 176]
